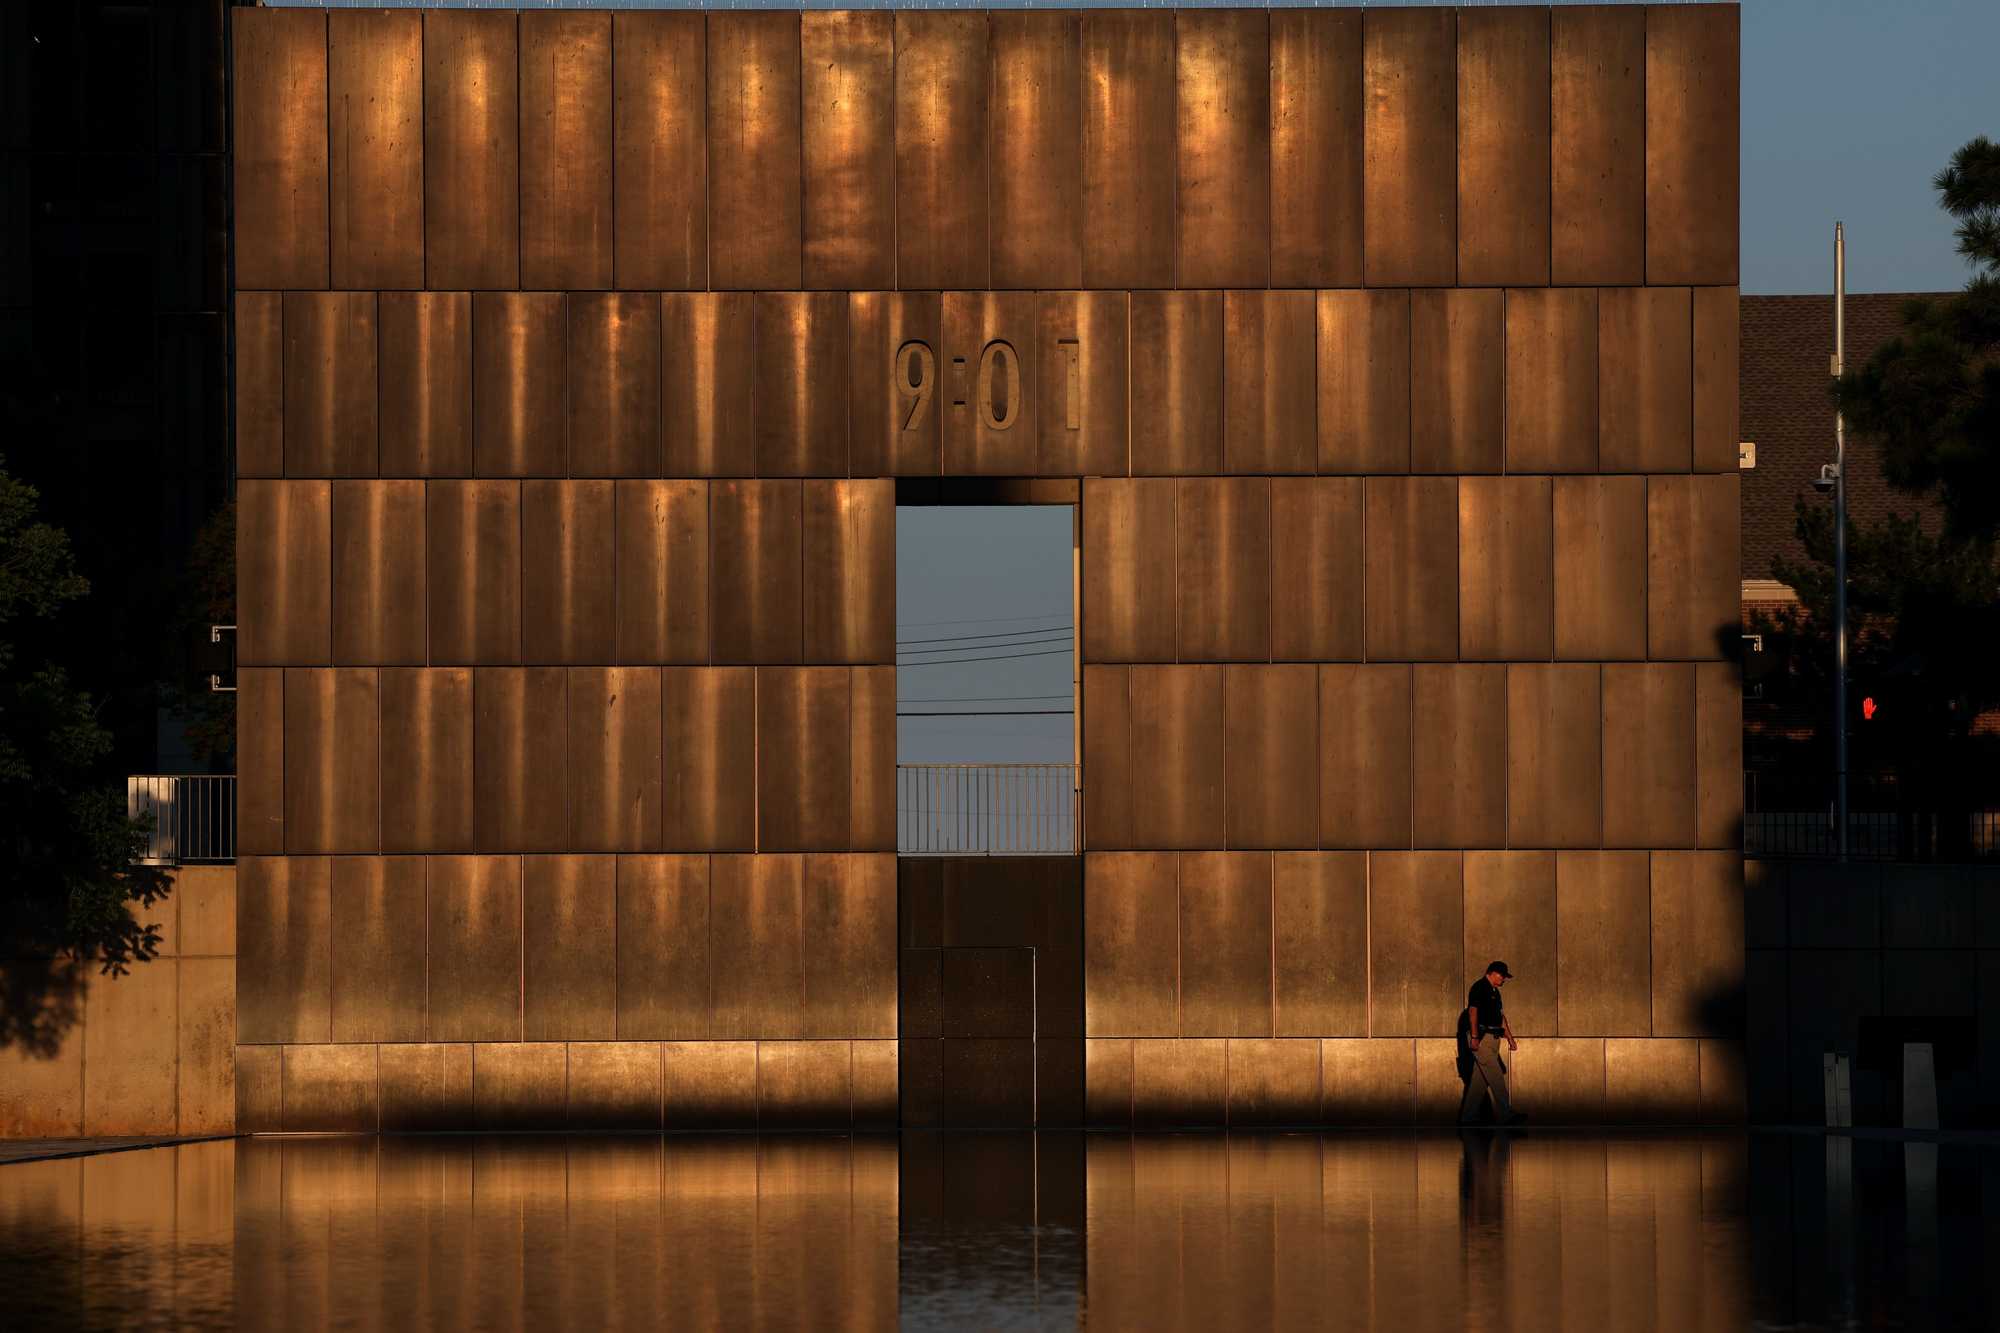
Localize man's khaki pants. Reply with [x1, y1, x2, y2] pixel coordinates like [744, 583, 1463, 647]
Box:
[1459, 1037, 1513, 1122]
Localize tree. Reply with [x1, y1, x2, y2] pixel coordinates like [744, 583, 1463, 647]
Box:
[1837, 136, 2000, 540]
[0, 458, 170, 975]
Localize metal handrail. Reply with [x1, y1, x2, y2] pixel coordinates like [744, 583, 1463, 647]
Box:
[898, 763, 1081, 856]
[127, 775, 237, 865]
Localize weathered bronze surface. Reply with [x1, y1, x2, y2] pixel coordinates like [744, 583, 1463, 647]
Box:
[328, 10, 423, 291]
[422, 11, 518, 290]
[520, 12, 613, 291]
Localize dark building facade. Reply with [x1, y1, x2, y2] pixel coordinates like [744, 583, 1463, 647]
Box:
[232, 5, 1744, 1130]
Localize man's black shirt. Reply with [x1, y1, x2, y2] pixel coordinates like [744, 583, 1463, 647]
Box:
[1468, 977, 1504, 1032]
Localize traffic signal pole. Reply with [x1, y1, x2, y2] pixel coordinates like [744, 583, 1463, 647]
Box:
[1834, 223, 1850, 861]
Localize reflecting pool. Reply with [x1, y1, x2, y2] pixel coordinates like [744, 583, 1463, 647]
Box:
[0, 1131, 1988, 1330]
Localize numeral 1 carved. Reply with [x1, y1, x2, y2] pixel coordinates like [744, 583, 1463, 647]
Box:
[1058, 339, 1081, 430]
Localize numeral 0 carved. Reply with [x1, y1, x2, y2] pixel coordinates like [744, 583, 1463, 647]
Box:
[896, 338, 1081, 434]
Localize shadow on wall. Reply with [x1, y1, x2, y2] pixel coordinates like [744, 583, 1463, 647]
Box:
[0, 956, 87, 1059]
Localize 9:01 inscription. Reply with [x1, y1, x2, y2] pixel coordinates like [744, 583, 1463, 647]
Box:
[896, 339, 1083, 434]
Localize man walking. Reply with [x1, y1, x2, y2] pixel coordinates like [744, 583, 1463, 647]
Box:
[1459, 961, 1526, 1126]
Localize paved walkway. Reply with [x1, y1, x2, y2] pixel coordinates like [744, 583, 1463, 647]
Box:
[0, 1134, 234, 1165]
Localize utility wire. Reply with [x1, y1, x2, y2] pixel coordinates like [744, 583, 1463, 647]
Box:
[900, 693, 1073, 703]
[898, 709, 1073, 717]
[896, 648, 1074, 666]
[898, 633, 1072, 657]
[898, 611, 1069, 630]
[897, 625, 1075, 647]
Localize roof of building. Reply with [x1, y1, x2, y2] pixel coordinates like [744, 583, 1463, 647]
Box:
[1739, 292, 1948, 583]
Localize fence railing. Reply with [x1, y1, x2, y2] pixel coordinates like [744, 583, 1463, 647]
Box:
[899, 764, 1080, 855]
[128, 775, 237, 865]
[1743, 770, 2000, 861]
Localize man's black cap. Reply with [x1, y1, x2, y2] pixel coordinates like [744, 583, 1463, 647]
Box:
[1486, 961, 1512, 978]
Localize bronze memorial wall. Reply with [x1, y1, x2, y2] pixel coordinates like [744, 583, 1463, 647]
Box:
[231, 5, 1744, 1130]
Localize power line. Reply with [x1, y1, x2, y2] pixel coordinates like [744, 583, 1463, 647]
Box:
[896, 648, 1074, 666]
[897, 625, 1075, 647]
[897, 611, 1069, 630]
[900, 693, 1073, 703]
[898, 709, 1073, 717]
[898, 633, 1072, 658]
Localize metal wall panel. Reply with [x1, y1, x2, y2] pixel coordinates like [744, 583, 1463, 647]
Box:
[1318, 665, 1413, 850]
[1317, 290, 1411, 473]
[1694, 661, 1742, 850]
[1603, 1036, 1702, 1123]
[1270, 478, 1363, 662]
[801, 854, 897, 1038]
[232, 8, 328, 290]
[803, 480, 894, 665]
[1462, 852, 1556, 1037]
[662, 667, 756, 852]
[1599, 286, 1692, 473]
[328, 10, 422, 290]
[1410, 288, 1502, 474]
[1555, 851, 1651, 1035]
[1457, 475, 1553, 661]
[991, 12, 1082, 289]
[662, 293, 754, 477]
[1129, 665, 1225, 850]
[1647, 474, 1738, 660]
[332, 480, 425, 665]
[1131, 291, 1223, 476]
[521, 480, 615, 665]
[425, 480, 521, 666]
[378, 1043, 474, 1131]
[612, 12, 706, 290]
[1040, 291, 1130, 476]
[1552, 475, 1646, 660]
[1083, 853, 1179, 1037]
[709, 854, 804, 1039]
[426, 855, 523, 1042]
[895, 13, 990, 290]
[1362, 8, 1456, 287]
[236, 292, 284, 478]
[472, 293, 566, 477]
[1645, 4, 1739, 285]
[472, 1042, 566, 1130]
[758, 1042, 856, 1128]
[1551, 5, 1645, 286]
[941, 291, 1040, 475]
[283, 668, 378, 855]
[1224, 291, 1315, 475]
[1363, 476, 1458, 662]
[1131, 1037, 1227, 1126]
[662, 1041, 759, 1128]
[237, 669, 286, 856]
[1080, 11, 1175, 289]
[710, 479, 802, 664]
[1270, 9, 1363, 288]
[566, 1042, 663, 1131]
[615, 480, 709, 664]
[1080, 478, 1175, 663]
[848, 292, 943, 476]
[707, 12, 803, 291]
[616, 855, 710, 1039]
[1082, 666, 1131, 849]
[1601, 663, 1696, 849]
[238, 479, 331, 665]
[380, 668, 474, 854]
[520, 11, 612, 290]
[280, 1044, 378, 1132]
[755, 293, 849, 477]
[379, 292, 472, 477]
[1368, 852, 1463, 1036]
[1649, 851, 1743, 1037]
[1318, 1038, 1417, 1123]
[1411, 665, 1506, 850]
[801, 11, 894, 291]
[757, 668, 851, 853]
[1510, 1038, 1608, 1122]
[1179, 852, 1274, 1038]
[1176, 478, 1270, 662]
[1176, 10, 1270, 288]
[422, 11, 519, 290]
[1504, 288, 1598, 472]
[567, 667, 663, 854]
[283, 292, 377, 477]
[1457, 9, 1552, 288]
[1272, 853, 1367, 1036]
[849, 667, 897, 854]
[523, 855, 617, 1041]
[1693, 286, 1741, 473]
[1225, 665, 1317, 849]
[472, 667, 570, 854]
[1506, 664, 1601, 849]
[236, 856, 331, 1044]
[329, 856, 426, 1043]
[569, 292, 662, 477]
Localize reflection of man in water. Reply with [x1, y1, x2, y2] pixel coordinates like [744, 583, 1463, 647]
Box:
[1459, 961, 1526, 1126]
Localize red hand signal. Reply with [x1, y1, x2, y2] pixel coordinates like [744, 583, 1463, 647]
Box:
[1861, 697, 1876, 720]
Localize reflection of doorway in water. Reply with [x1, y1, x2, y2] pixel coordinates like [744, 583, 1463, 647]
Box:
[895, 504, 1078, 855]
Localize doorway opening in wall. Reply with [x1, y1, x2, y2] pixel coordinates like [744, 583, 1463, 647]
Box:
[896, 502, 1079, 855]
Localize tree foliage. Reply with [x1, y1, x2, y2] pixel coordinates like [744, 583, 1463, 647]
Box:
[0, 458, 170, 973]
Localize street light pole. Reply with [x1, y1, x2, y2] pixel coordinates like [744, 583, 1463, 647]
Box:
[1833, 222, 1850, 860]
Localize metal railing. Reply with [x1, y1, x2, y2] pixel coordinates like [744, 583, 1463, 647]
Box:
[1743, 770, 2000, 861]
[128, 775, 237, 865]
[899, 764, 1080, 855]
